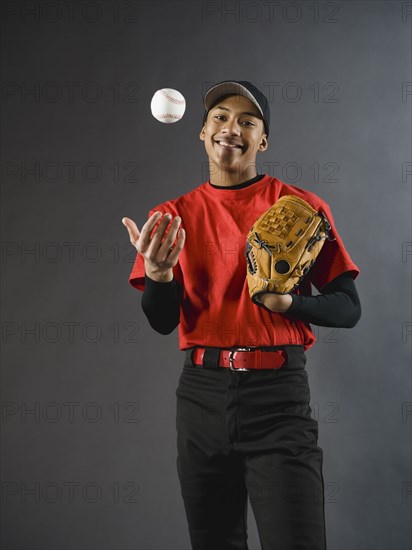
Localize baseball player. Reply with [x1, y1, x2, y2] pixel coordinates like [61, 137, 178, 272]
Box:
[122, 80, 361, 550]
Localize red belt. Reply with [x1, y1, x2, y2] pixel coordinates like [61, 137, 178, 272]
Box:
[192, 347, 287, 371]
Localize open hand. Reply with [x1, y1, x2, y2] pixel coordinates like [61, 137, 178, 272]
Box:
[122, 212, 185, 280]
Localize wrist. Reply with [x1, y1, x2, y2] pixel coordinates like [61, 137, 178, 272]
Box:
[145, 268, 173, 283]
[286, 293, 302, 314]
[278, 293, 293, 313]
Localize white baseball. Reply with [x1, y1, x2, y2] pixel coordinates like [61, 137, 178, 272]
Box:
[150, 88, 186, 123]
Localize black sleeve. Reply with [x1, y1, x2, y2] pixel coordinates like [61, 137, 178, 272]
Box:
[140, 274, 182, 335]
[285, 272, 361, 328]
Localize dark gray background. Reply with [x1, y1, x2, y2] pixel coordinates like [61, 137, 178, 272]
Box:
[1, 1, 411, 549]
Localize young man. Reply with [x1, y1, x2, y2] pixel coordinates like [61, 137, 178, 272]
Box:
[122, 80, 361, 550]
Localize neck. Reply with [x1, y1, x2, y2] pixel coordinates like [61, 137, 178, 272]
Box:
[209, 163, 257, 187]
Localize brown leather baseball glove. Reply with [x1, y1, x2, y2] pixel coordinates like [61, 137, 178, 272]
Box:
[245, 194, 335, 306]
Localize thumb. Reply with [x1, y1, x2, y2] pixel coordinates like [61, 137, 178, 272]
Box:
[122, 217, 140, 245]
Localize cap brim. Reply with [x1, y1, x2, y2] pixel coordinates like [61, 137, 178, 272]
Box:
[203, 82, 264, 119]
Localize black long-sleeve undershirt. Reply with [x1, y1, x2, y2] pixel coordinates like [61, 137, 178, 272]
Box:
[141, 274, 183, 335]
[141, 271, 361, 335]
[285, 272, 361, 328]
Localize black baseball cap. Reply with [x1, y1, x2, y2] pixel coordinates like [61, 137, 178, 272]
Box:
[202, 80, 270, 136]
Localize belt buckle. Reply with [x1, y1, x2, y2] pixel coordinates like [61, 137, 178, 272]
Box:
[229, 347, 254, 371]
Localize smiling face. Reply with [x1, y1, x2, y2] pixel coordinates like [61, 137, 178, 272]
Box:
[199, 94, 268, 185]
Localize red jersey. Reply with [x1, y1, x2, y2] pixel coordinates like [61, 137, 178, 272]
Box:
[128, 175, 360, 351]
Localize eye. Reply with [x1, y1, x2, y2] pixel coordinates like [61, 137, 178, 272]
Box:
[214, 115, 255, 126]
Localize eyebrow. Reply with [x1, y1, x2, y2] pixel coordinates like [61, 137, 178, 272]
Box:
[212, 105, 261, 119]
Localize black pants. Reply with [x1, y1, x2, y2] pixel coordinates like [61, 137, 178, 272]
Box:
[175, 345, 327, 550]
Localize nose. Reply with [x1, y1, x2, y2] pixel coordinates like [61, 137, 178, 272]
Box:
[222, 117, 241, 135]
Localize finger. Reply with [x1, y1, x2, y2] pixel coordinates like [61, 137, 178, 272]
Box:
[157, 216, 182, 257]
[165, 227, 185, 264]
[146, 213, 175, 254]
[137, 211, 164, 250]
[140, 212, 162, 243]
[122, 217, 141, 246]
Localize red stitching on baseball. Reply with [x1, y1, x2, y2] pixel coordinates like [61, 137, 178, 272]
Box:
[160, 90, 185, 105]
[158, 113, 182, 119]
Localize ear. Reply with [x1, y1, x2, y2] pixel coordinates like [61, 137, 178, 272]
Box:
[258, 134, 268, 152]
[199, 125, 206, 141]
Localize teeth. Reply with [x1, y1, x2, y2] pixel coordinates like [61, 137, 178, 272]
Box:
[218, 141, 240, 148]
